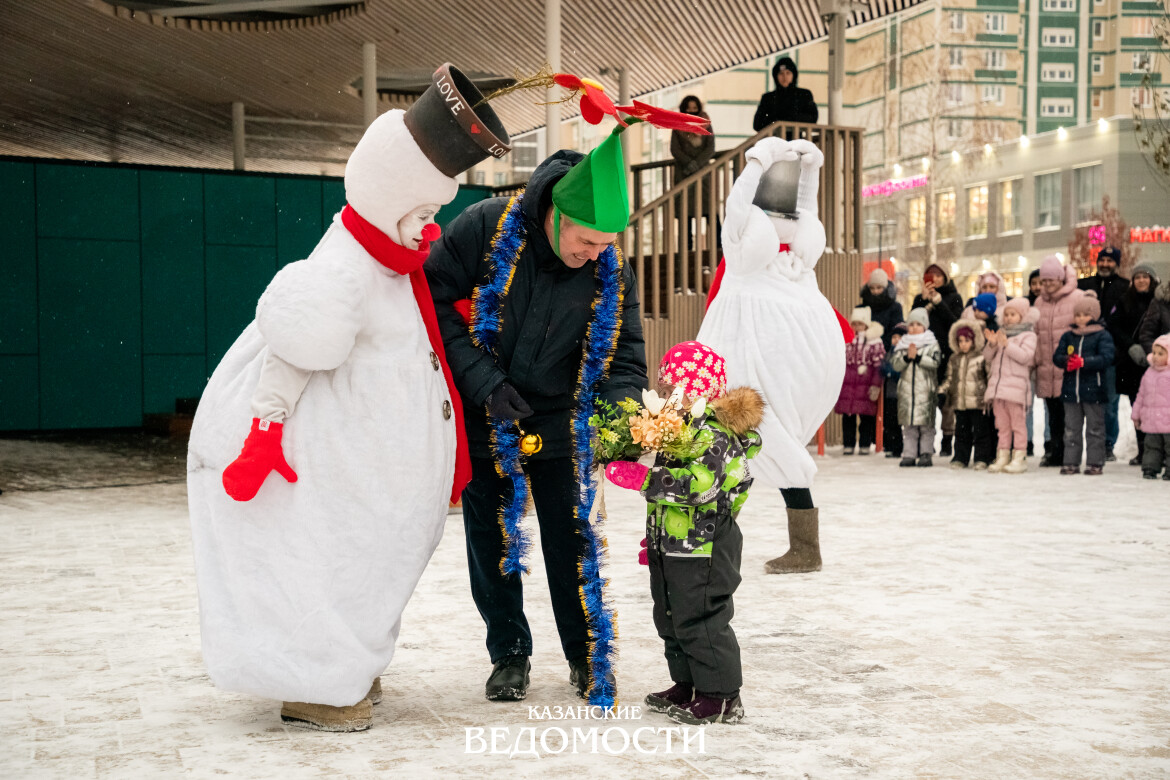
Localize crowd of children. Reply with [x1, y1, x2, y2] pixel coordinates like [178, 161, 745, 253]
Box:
[836, 257, 1170, 480]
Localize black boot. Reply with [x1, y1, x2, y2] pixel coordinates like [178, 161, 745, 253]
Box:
[939, 435, 953, 457]
[568, 656, 615, 699]
[485, 656, 531, 701]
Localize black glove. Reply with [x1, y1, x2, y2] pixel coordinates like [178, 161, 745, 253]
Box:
[937, 392, 947, 409]
[486, 382, 533, 420]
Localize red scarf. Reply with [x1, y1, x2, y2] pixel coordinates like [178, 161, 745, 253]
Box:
[341, 205, 471, 504]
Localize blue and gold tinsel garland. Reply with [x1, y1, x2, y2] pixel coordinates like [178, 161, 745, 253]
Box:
[471, 190, 623, 706]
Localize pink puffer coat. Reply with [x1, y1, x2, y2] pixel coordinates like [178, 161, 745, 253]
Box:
[1132, 364, 1170, 434]
[1033, 264, 1084, 398]
[984, 325, 1037, 407]
[835, 323, 886, 416]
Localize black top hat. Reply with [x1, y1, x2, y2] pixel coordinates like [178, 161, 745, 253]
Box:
[752, 158, 801, 219]
[403, 63, 512, 178]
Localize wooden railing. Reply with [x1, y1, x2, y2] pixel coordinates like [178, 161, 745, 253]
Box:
[624, 121, 861, 337]
[624, 121, 863, 445]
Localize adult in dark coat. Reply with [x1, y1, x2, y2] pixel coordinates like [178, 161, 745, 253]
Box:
[1109, 264, 1160, 464]
[426, 150, 648, 701]
[1078, 246, 1130, 457]
[912, 263, 965, 452]
[672, 95, 717, 250]
[752, 57, 819, 131]
[1138, 272, 1170, 355]
[859, 268, 904, 351]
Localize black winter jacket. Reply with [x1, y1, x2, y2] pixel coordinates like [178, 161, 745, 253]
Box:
[752, 58, 819, 131]
[1138, 281, 1170, 355]
[1054, 324, 1116, 404]
[912, 279, 964, 356]
[1108, 283, 1157, 396]
[425, 151, 649, 460]
[1078, 273, 1129, 331]
[859, 281, 904, 351]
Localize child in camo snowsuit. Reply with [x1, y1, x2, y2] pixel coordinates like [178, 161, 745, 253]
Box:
[604, 341, 763, 726]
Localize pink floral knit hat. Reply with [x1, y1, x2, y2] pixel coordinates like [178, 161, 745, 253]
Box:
[658, 341, 728, 400]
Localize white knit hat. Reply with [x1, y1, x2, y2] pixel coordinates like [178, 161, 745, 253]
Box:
[849, 306, 872, 327]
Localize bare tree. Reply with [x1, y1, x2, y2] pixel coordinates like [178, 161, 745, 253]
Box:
[1066, 195, 1142, 276]
[1133, 2, 1170, 186]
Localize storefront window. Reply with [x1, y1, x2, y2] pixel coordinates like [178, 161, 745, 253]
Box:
[909, 196, 926, 244]
[1001, 179, 1021, 233]
[937, 191, 956, 240]
[967, 185, 989, 237]
[1035, 171, 1061, 229]
[1075, 164, 1102, 223]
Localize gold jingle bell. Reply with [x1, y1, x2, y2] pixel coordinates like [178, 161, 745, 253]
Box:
[519, 433, 543, 456]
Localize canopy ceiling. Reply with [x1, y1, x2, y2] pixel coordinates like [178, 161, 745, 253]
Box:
[0, 0, 923, 173]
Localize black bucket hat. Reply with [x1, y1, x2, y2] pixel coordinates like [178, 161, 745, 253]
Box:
[403, 63, 512, 177]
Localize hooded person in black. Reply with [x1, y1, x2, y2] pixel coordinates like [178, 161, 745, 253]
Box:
[753, 57, 819, 131]
[426, 149, 647, 704]
[912, 263, 965, 453]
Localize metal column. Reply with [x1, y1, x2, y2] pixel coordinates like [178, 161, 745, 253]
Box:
[545, 0, 562, 154]
[363, 42, 378, 128]
[231, 101, 245, 171]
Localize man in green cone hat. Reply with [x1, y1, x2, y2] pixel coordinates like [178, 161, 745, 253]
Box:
[425, 122, 648, 703]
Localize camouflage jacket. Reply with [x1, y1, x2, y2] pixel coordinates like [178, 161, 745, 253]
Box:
[640, 387, 765, 557]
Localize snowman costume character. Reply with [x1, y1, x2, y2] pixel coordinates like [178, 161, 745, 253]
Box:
[187, 65, 508, 731]
[697, 137, 845, 574]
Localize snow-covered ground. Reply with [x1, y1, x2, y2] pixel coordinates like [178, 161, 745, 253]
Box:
[1, 434, 1168, 779]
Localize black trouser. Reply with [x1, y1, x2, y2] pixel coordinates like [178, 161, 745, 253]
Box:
[882, 390, 902, 455]
[462, 456, 590, 664]
[1144, 433, 1169, 474]
[953, 408, 996, 465]
[841, 413, 876, 450]
[780, 487, 814, 509]
[647, 511, 743, 697]
[1044, 397, 1066, 462]
[1127, 392, 1147, 456]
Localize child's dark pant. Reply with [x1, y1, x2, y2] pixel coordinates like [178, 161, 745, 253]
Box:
[953, 408, 996, 465]
[841, 413, 876, 449]
[647, 513, 743, 697]
[1143, 432, 1169, 475]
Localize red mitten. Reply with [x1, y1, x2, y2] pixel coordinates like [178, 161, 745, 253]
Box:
[638, 536, 649, 566]
[222, 418, 298, 502]
[1067, 354, 1084, 371]
[605, 461, 650, 491]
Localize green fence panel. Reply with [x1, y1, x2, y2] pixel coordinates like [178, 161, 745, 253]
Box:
[36, 165, 139, 241]
[38, 238, 142, 428]
[141, 171, 205, 355]
[277, 178, 323, 267]
[0, 162, 37, 354]
[205, 244, 277, 372]
[322, 179, 346, 225]
[205, 173, 276, 247]
[0, 356, 38, 430]
[144, 354, 208, 414]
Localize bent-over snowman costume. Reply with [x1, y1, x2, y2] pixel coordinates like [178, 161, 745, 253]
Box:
[698, 137, 846, 574]
[186, 64, 511, 731]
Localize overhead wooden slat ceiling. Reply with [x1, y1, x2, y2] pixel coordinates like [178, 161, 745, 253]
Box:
[0, 0, 923, 174]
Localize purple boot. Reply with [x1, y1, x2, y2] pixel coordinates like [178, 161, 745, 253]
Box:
[667, 692, 744, 725]
[644, 682, 693, 713]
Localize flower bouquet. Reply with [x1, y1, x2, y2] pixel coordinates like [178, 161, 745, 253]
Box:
[590, 387, 708, 465]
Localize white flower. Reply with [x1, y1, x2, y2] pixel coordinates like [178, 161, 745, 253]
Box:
[667, 385, 685, 410]
[642, 388, 666, 415]
[690, 397, 707, 418]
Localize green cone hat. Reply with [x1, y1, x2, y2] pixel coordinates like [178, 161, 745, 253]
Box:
[551, 126, 630, 232]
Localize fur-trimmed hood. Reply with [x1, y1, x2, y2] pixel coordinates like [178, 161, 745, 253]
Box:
[948, 318, 986, 353]
[710, 386, 766, 436]
[1157, 278, 1170, 304]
